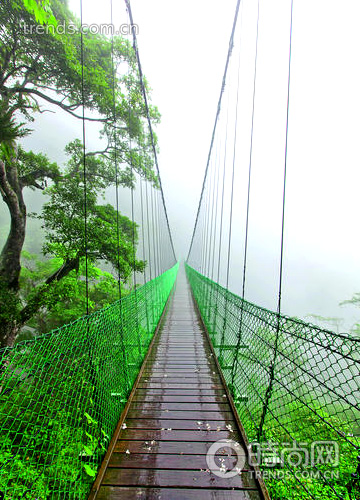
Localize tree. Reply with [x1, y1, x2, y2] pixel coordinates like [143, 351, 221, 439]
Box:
[19, 251, 123, 337]
[0, 0, 159, 347]
[340, 294, 360, 337]
[306, 314, 344, 334]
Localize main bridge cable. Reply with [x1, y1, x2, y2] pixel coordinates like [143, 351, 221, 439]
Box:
[257, 0, 294, 442]
[125, 0, 177, 267]
[187, 0, 242, 264]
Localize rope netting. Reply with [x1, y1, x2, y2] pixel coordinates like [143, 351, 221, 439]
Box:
[0, 263, 178, 499]
[186, 264, 360, 500]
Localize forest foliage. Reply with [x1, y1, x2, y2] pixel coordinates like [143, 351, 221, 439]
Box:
[0, 0, 159, 347]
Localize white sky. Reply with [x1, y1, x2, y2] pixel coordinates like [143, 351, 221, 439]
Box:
[10, 0, 360, 332]
[130, 0, 360, 331]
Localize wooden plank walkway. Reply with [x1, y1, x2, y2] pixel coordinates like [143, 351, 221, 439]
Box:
[89, 267, 269, 500]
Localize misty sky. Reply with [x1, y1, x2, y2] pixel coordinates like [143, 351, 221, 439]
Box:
[131, 0, 360, 332]
[2, 0, 360, 333]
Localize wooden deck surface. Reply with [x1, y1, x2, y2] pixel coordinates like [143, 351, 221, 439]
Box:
[88, 267, 269, 499]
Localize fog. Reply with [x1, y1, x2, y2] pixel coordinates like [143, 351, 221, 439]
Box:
[2, 0, 360, 334]
[131, 0, 360, 333]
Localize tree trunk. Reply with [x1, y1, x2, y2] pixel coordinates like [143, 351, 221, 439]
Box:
[0, 320, 20, 350]
[0, 152, 27, 349]
[0, 152, 26, 292]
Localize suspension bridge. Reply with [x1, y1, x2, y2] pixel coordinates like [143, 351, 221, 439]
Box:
[0, 0, 359, 499]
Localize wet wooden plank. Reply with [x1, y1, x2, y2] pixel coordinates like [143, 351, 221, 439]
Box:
[108, 452, 241, 470]
[145, 365, 217, 370]
[152, 342, 206, 346]
[129, 402, 232, 412]
[134, 388, 227, 395]
[114, 440, 237, 455]
[140, 377, 222, 383]
[96, 487, 261, 500]
[118, 429, 239, 442]
[126, 409, 235, 421]
[137, 383, 224, 389]
[148, 357, 211, 361]
[102, 468, 257, 489]
[143, 368, 217, 373]
[146, 361, 215, 365]
[131, 393, 229, 403]
[125, 419, 235, 430]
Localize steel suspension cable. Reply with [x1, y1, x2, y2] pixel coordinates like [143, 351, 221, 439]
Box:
[154, 190, 161, 274]
[220, 8, 244, 364]
[210, 131, 222, 281]
[200, 183, 208, 274]
[277, 0, 294, 318]
[125, 4, 137, 290]
[225, 10, 244, 292]
[231, 0, 260, 385]
[124, 3, 143, 360]
[125, 0, 176, 266]
[145, 180, 153, 281]
[258, 0, 294, 440]
[138, 173, 152, 335]
[109, 0, 130, 390]
[241, 0, 260, 302]
[139, 177, 147, 283]
[158, 192, 165, 273]
[207, 130, 222, 328]
[187, 0, 242, 264]
[79, 0, 89, 316]
[149, 184, 158, 277]
[110, 0, 124, 304]
[205, 150, 218, 278]
[202, 160, 213, 276]
[216, 91, 231, 285]
[211, 96, 230, 335]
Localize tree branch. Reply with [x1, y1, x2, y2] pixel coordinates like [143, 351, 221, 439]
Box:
[4, 86, 109, 123]
[20, 255, 81, 324]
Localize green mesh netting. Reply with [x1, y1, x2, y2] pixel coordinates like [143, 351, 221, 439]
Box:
[0, 263, 178, 499]
[186, 264, 360, 500]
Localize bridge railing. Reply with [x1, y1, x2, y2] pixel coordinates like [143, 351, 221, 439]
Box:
[186, 263, 359, 500]
[0, 263, 178, 499]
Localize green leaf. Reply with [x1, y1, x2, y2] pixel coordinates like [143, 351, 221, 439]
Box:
[83, 445, 93, 456]
[84, 412, 94, 425]
[85, 431, 93, 442]
[83, 463, 97, 477]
